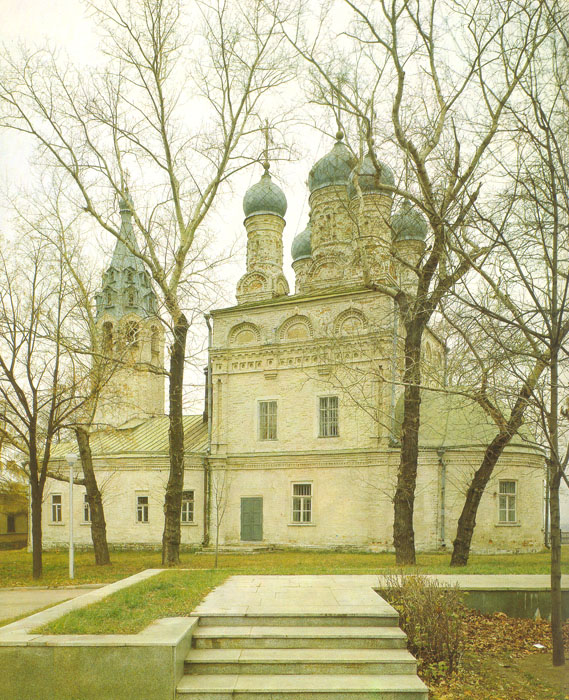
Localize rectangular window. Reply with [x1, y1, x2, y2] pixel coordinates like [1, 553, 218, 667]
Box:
[319, 396, 339, 437]
[292, 483, 312, 523]
[181, 490, 195, 523]
[136, 495, 149, 523]
[51, 494, 62, 523]
[499, 481, 517, 522]
[83, 494, 91, 523]
[259, 400, 277, 440]
[7, 514, 15, 533]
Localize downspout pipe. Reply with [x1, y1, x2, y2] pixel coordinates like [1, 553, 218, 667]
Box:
[389, 298, 400, 445]
[437, 447, 447, 548]
[203, 313, 213, 548]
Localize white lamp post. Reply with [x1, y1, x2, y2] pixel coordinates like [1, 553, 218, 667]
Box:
[65, 453, 78, 580]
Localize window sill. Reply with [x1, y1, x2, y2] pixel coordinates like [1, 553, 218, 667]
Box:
[288, 522, 316, 527]
[181, 522, 198, 526]
[495, 522, 521, 527]
[50, 522, 65, 526]
[80, 522, 91, 526]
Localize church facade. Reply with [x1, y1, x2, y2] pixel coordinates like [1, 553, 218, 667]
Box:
[42, 135, 545, 553]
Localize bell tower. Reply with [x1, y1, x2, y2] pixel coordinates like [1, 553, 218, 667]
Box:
[93, 193, 165, 427]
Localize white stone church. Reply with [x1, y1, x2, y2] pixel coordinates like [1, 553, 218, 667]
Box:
[42, 134, 544, 553]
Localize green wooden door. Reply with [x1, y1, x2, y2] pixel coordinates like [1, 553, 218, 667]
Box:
[241, 497, 263, 541]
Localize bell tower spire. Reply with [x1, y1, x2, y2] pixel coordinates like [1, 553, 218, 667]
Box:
[94, 192, 165, 427]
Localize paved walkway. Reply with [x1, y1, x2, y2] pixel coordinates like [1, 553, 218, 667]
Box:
[0, 586, 100, 623]
[193, 574, 403, 619]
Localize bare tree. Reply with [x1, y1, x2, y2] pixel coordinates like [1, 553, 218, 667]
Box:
[0, 231, 91, 578]
[446, 17, 569, 661]
[211, 468, 232, 569]
[277, 0, 554, 563]
[0, 0, 295, 564]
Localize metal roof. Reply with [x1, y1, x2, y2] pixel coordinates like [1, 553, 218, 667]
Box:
[52, 415, 207, 460]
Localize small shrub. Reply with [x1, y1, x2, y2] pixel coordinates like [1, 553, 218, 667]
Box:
[382, 573, 465, 679]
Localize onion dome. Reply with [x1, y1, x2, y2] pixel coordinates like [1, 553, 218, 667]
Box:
[392, 199, 428, 242]
[291, 221, 312, 262]
[308, 132, 357, 194]
[348, 152, 395, 199]
[243, 166, 287, 218]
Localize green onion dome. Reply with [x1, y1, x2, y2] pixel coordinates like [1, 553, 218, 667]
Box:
[308, 132, 357, 194]
[347, 152, 395, 199]
[392, 199, 428, 242]
[291, 221, 312, 262]
[243, 168, 287, 218]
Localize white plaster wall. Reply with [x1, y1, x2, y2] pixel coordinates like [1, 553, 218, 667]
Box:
[42, 464, 204, 549]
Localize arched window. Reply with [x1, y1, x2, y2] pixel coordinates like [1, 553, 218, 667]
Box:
[125, 320, 139, 347]
[127, 289, 135, 306]
[102, 321, 113, 355]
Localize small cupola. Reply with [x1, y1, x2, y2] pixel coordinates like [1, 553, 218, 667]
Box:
[243, 164, 287, 219]
[291, 221, 312, 262]
[392, 200, 428, 242]
[308, 132, 357, 194]
[348, 152, 395, 199]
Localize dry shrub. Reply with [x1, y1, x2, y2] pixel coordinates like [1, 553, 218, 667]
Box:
[382, 573, 465, 679]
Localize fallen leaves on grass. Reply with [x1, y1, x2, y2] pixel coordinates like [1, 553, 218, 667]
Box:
[463, 609, 569, 658]
[427, 611, 569, 700]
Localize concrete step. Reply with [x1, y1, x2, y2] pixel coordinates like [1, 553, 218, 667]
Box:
[196, 614, 399, 627]
[176, 673, 429, 699]
[184, 648, 417, 676]
[192, 625, 407, 649]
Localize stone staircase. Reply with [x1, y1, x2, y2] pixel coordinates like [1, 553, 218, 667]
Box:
[176, 610, 428, 699]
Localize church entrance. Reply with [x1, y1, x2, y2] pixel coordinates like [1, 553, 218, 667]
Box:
[240, 497, 263, 541]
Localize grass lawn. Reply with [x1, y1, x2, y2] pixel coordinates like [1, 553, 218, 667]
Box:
[37, 570, 229, 635]
[0, 546, 567, 587]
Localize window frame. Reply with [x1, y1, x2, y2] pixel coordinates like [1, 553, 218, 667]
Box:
[318, 395, 339, 438]
[291, 482, 313, 525]
[181, 490, 195, 525]
[258, 399, 278, 441]
[498, 480, 517, 524]
[51, 494, 63, 524]
[136, 493, 149, 523]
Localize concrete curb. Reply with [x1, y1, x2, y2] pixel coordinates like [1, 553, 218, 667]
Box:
[0, 568, 198, 700]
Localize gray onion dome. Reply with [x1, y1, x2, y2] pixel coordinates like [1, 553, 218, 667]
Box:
[243, 168, 287, 218]
[348, 153, 395, 199]
[291, 221, 312, 262]
[392, 199, 428, 242]
[308, 132, 357, 194]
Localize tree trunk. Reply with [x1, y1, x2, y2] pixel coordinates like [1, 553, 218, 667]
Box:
[550, 466, 565, 665]
[75, 427, 111, 566]
[393, 322, 422, 565]
[450, 432, 511, 566]
[162, 313, 189, 566]
[30, 479, 43, 579]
